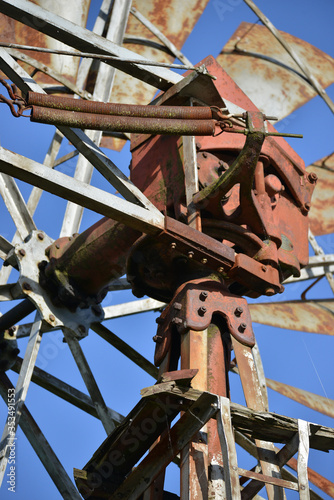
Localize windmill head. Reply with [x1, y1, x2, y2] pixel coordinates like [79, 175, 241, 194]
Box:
[129, 56, 316, 300]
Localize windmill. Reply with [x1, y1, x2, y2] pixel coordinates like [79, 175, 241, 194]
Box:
[0, 0, 333, 498]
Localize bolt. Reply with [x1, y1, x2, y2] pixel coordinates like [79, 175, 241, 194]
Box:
[199, 291, 208, 301]
[198, 306, 207, 316]
[22, 282, 32, 291]
[261, 265, 267, 272]
[55, 243, 60, 250]
[279, 285, 285, 294]
[92, 305, 101, 316]
[171, 317, 183, 325]
[217, 267, 224, 273]
[188, 251, 194, 259]
[202, 152, 208, 158]
[78, 325, 86, 335]
[308, 172, 318, 183]
[234, 306, 243, 317]
[49, 314, 55, 322]
[201, 258, 207, 264]
[152, 335, 163, 343]
[265, 287, 276, 296]
[173, 302, 182, 310]
[37, 232, 44, 241]
[238, 323, 247, 333]
[156, 316, 164, 324]
[8, 326, 16, 337]
[18, 249, 26, 257]
[304, 202, 311, 211]
[195, 142, 202, 151]
[170, 242, 177, 250]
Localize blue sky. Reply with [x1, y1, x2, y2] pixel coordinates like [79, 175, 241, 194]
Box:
[0, 0, 333, 498]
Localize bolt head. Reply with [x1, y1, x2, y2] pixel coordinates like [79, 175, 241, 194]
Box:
[170, 242, 177, 250]
[49, 314, 55, 322]
[308, 172, 317, 183]
[261, 265, 267, 272]
[199, 291, 208, 301]
[18, 249, 26, 257]
[37, 232, 44, 241]
[22, 281, 31, 291]
[198, 306, 207, 316]
[234, 306, 243, 317]
[188, 251, 194, 259]
[201, 258, 207, 264]
[265, 287, 276, 296]
[238, 323, 247, 333]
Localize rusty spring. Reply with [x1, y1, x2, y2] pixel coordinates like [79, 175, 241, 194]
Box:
[0, 78, 28, 117]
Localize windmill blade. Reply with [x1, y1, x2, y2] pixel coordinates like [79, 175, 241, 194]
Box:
[307, 153, 334, 236]
[0, 0, 90, 88]
[265, 378, 334, 419]
[249, 300, 334, 335]
[217, 22, 334, 120]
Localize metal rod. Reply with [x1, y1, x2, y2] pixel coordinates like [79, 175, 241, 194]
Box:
[0, 41, 197, 71]
[27, 92, 213, 119]
[30, 106, 217, 136]
[0, 299, 36, 332]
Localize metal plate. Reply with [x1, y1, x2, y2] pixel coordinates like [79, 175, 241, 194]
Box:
[217, 22, 334, 120]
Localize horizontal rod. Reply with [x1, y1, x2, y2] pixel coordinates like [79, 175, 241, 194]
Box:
[31, 106, 217, 136]
[27, 92, 213, 119]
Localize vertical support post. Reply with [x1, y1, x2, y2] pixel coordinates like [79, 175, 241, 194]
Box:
[231, 336, 285, 500]
[297, 420, 310, 500]
[180, 328, 209, 499]
[0, 313, 43, 485]
[217, 397, 241, 500]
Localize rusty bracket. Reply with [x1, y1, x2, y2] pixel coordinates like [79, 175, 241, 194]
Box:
[154, 278, 255, 366]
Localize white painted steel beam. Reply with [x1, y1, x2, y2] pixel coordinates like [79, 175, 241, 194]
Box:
[63, 330, 115, 435]
[0, 147, 165, 235]
[60, 0, 133, 237]
[103, 298, 165, 320]
[0, 313, 43, 485]
[0, 373, 82, 500]
[0, 0, 181, 91]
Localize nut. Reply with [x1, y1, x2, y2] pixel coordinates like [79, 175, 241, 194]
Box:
[198, 306, 207, 316]
[234, 306, 243, 317]
[238, 323, 247, 333]
[199, 291, 208, 301]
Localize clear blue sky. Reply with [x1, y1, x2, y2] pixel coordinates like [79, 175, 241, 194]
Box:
[0, 0, 333, 498]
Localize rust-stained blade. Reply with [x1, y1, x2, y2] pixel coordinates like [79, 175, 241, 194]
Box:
[217, 22, 334, 120]
[307, 153, 334, 236]
[0, 0, 90, 87]
[249, 300, 334, 335]
[266, 378, 334, 419]
[101, 0, 209, 150]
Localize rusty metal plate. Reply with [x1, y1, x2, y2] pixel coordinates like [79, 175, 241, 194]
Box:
[101, 0, 209, 150]
[249, 300, 334, 335]
[307, 153, 334, 236]
[0, 0, 90, 86]
[217, 22, 334, 121]
[266, 378, 334, 419]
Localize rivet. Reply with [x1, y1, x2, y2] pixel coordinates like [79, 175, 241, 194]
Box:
[261, 265, 267, 272]
[49, 314, 55, 322]
[170, 242, 177, 250]
[304, 202, 311, 211]
[202, 152, 208, 158]
[188, 251, 194, 259]
[265, 287, 276, 296]
[201, 258, 207, 264]
[18, 249, 26, 257]
[55, 243, 60, 250]
[37, 232, 44, 241]
[217, 267, 224, 273]
[22, 282, 31, 291]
